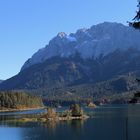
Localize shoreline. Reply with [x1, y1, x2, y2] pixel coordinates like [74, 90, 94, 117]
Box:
[12, 114, 90, 123]
[0, 107, 45, 113]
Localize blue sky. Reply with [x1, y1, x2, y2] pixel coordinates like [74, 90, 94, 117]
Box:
[0, 0, 137, 80]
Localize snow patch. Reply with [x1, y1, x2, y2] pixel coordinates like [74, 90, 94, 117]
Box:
[21, 22, 140, 71]
[66, 35, 77, 42]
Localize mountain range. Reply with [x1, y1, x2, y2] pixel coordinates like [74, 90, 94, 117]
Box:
[1, 22, 140, 101]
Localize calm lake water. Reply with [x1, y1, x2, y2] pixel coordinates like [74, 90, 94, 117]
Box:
[0, 104, 140, 140]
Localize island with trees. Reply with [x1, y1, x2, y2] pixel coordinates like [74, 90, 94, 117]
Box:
[12, 104, 89, 123]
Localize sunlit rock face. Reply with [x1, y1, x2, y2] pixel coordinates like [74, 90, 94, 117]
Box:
[21, 22, 140, 71]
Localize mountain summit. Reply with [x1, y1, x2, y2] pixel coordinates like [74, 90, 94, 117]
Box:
[21, 22, 140, 71]
[1, 22, 140, 99]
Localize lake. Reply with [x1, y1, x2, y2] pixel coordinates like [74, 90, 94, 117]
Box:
[0, 104, 140, 140]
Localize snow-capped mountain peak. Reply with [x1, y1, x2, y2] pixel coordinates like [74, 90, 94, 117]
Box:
[57, 32, 67, 38]
[21, 22, 140, 71]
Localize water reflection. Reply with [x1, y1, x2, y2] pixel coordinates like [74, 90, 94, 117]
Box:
[0, 105, 140, 140]
[0, 127, 22, 140]
[127, 105, 140, 140]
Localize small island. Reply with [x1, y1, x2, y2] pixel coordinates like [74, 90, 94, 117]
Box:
[87, 101, 97, 108]
[13, 104, 89, 123]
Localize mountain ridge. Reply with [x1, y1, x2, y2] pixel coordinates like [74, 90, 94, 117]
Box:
[21, 22, 140, 71]
[1, 22, 140, 100]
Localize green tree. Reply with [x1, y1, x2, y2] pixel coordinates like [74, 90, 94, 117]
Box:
[71, 104, 84, 117]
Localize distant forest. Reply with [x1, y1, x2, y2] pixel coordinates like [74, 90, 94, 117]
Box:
[0, 91, 44, 109]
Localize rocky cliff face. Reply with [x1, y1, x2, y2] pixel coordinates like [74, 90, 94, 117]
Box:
[21, 22, 140, 71]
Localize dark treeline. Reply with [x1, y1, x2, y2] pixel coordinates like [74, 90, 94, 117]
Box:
[43, 98, 91, 107]
[0, 91, 44, 109]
